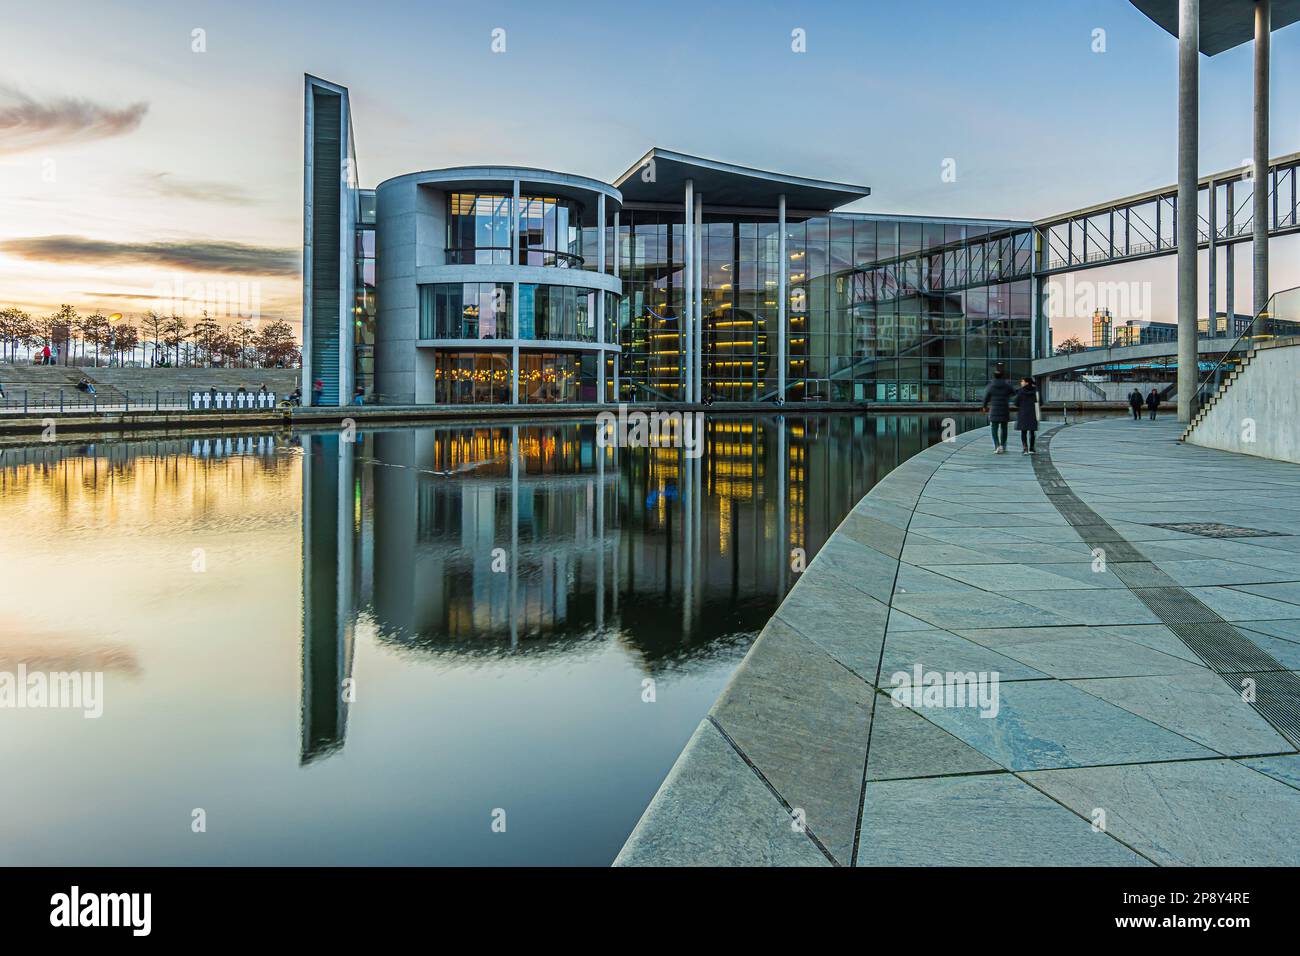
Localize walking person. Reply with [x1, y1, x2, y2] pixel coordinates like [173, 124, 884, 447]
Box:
[982, 368, 1015, 454]
[1013, 377, 1040, 455]
[41, 344, 51, 366]
[1128, 388, 1143, 421]
[1146, 387, 1161, 421]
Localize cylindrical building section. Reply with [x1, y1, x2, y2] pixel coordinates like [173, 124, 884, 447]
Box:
[374, 168, 622, 405]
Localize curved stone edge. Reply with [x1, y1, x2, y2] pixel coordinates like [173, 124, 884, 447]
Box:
[614, 427, 990, 867]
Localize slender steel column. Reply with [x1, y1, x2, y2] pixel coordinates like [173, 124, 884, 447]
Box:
[1226, 179, 1235, 335]
[612, 209, 621, 403]
[510, 179, 520, 266]
[597, 192, 606, 404]
[694, 192, 703, 403]
[1176, 0, 1199, 423]
[1208, 178, 1217, 338]
[1254, 0, 1271, 319]
[777, 194, 787, 403]
[683, 179, 694, 404]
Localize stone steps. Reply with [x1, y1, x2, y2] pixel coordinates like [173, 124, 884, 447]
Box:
[1181, 346, 1257, 441]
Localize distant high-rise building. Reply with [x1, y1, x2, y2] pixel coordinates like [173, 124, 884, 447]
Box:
[1091, 309, 1113, 348]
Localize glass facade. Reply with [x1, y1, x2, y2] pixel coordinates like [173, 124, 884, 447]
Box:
[446, 192, 584, 267]
[518, 351, 592, 403]
[420, 282, 513, 339]
[432, 350, 595, 404]
[420, 283, 613, 343]
[433, 350, 513, 403]
[354, 190, 376, 397]
[615, 210, 1034, 403]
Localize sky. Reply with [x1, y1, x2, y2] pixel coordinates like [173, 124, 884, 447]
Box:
[1, 0, 1298, 343]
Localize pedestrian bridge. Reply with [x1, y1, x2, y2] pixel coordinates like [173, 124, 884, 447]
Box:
[1031, 337, 1234, 378]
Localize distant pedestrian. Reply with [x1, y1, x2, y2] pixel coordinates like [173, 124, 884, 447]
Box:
[1146, 388, 1160, 421]
[353, 386, 365, 406]
[1013, 377, 1040, 455]
[982, 369, 1016, 454]
[1128, 388, 1143, 421]
[311, 379, 324, 405]
[41, 344, 51, 366]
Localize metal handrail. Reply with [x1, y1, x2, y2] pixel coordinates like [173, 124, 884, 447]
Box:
[1191, 284, 1300, 415]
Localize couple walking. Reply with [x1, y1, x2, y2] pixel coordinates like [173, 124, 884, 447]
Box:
[1129, 388, 1161, 421]
[982, 370, 1039, 456]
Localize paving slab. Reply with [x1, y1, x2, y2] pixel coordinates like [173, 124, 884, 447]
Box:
[1239, 754, 1300, 791]
[613, 720, 830, 867]
[863, 702, 1002, 780]
[1066, 672, 1291, 756]
[857, 773, 1149, 866]
[1021, 759, 1300, 866]
[908, 679, 1214, 771]
[710, 617, 875, 865]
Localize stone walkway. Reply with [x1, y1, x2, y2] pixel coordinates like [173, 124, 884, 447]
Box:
[615, 418, 1300, 866]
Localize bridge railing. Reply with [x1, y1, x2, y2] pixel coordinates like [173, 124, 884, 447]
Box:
[1191, 285, 1300, 415]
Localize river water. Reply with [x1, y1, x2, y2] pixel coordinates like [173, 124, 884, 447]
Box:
[0, 412, 975, 865]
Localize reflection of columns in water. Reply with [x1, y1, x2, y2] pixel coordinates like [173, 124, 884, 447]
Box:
[596, 437, 605, 631]
[301, 433, 356, 764]
[510, 425, 519, 649]
[777, 415, 787, 596]
[694, 422, 703, 617]
[681, 445, 692, 638]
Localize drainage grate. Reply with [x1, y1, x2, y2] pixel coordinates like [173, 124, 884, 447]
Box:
[1109, 562, 1177, 588]
[1131, 588, 1223, 625]
[1149, 522, 1287, 539]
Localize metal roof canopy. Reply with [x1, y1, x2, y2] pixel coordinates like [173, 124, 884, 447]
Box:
[613, 148, 869, 211]
[1129, 0, 1300, 55]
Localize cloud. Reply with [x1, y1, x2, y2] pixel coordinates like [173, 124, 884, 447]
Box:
[0, 235, 301, 276]
[138, 171, 258, 205]
[0, 85, 147, 155]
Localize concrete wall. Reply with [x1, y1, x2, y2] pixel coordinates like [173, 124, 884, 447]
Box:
[375, 180, 443, 404]
[1047, 380, 1171, 403]
[1187, 338, 1300, 464]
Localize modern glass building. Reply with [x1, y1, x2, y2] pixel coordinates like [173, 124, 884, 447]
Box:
[304, 76, 1035, 407]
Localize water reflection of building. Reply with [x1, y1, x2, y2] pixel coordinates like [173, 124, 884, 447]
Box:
[301, 433, 355, 763]
[303, 416, 951, 658]
[299, 415, 963, 758]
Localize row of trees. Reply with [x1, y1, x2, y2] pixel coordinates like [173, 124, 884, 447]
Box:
[0, 305, 300, 368]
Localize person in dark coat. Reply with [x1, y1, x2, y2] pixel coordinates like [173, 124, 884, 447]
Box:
[1013, 378, 1040, 455]
[982, 370, 1016, 454]
[1128, 388, 1143, 421]
[1146, 388, 1160, 421]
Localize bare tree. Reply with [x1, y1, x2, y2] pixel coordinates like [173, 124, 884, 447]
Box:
[162, 314, 188, 367]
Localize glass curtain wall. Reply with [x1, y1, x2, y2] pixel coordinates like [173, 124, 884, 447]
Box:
[614, 210, 1033, 403]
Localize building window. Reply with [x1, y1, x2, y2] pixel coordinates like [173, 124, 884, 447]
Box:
[517, 284, 599, 342]
[446, 192, 584, 267]
[518, 352, 588, 403]
[419, 283, 512, 339]
[433, 350, 512, 403]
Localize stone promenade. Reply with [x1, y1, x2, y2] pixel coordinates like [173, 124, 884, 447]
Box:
[616, 418, 1300, 866]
